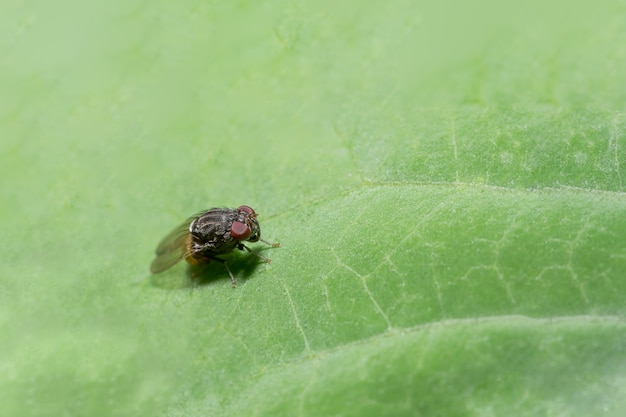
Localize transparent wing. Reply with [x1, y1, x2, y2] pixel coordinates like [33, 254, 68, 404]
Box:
[150, 212, 202, 273]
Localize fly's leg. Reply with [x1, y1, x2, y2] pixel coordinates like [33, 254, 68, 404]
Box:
[237, 238, 280, 263]
[260, 238, 281, 248]
[192, 254, 237, 288]
[207, 256, 237, 288]
[238, 243, 273, 263]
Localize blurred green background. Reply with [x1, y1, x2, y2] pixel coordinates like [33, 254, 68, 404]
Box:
[1, 1, 625, 416]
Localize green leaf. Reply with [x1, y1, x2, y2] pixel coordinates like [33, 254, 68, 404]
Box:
[1, 1, 625, 416]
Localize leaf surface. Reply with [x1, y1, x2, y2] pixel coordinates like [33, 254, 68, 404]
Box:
[1, 1, 625, 416]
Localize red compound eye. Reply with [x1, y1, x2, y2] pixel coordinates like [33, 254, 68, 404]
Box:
[230, 221, 251, 240]
[237, 205, 255, 215]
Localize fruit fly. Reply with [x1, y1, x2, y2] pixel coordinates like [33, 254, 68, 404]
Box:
[150, 205, 279, 287]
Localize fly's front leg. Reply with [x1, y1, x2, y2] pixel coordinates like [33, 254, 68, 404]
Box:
[238, 243, 272, 263]
[260, 238, 280, 248]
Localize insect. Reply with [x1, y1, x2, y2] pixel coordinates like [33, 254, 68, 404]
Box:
[150, 205, 279, 287]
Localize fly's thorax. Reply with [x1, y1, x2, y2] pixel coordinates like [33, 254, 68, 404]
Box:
[189, 208, 235, 251]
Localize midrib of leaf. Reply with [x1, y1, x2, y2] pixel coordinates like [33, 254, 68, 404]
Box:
[337, 107, 626, 193]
